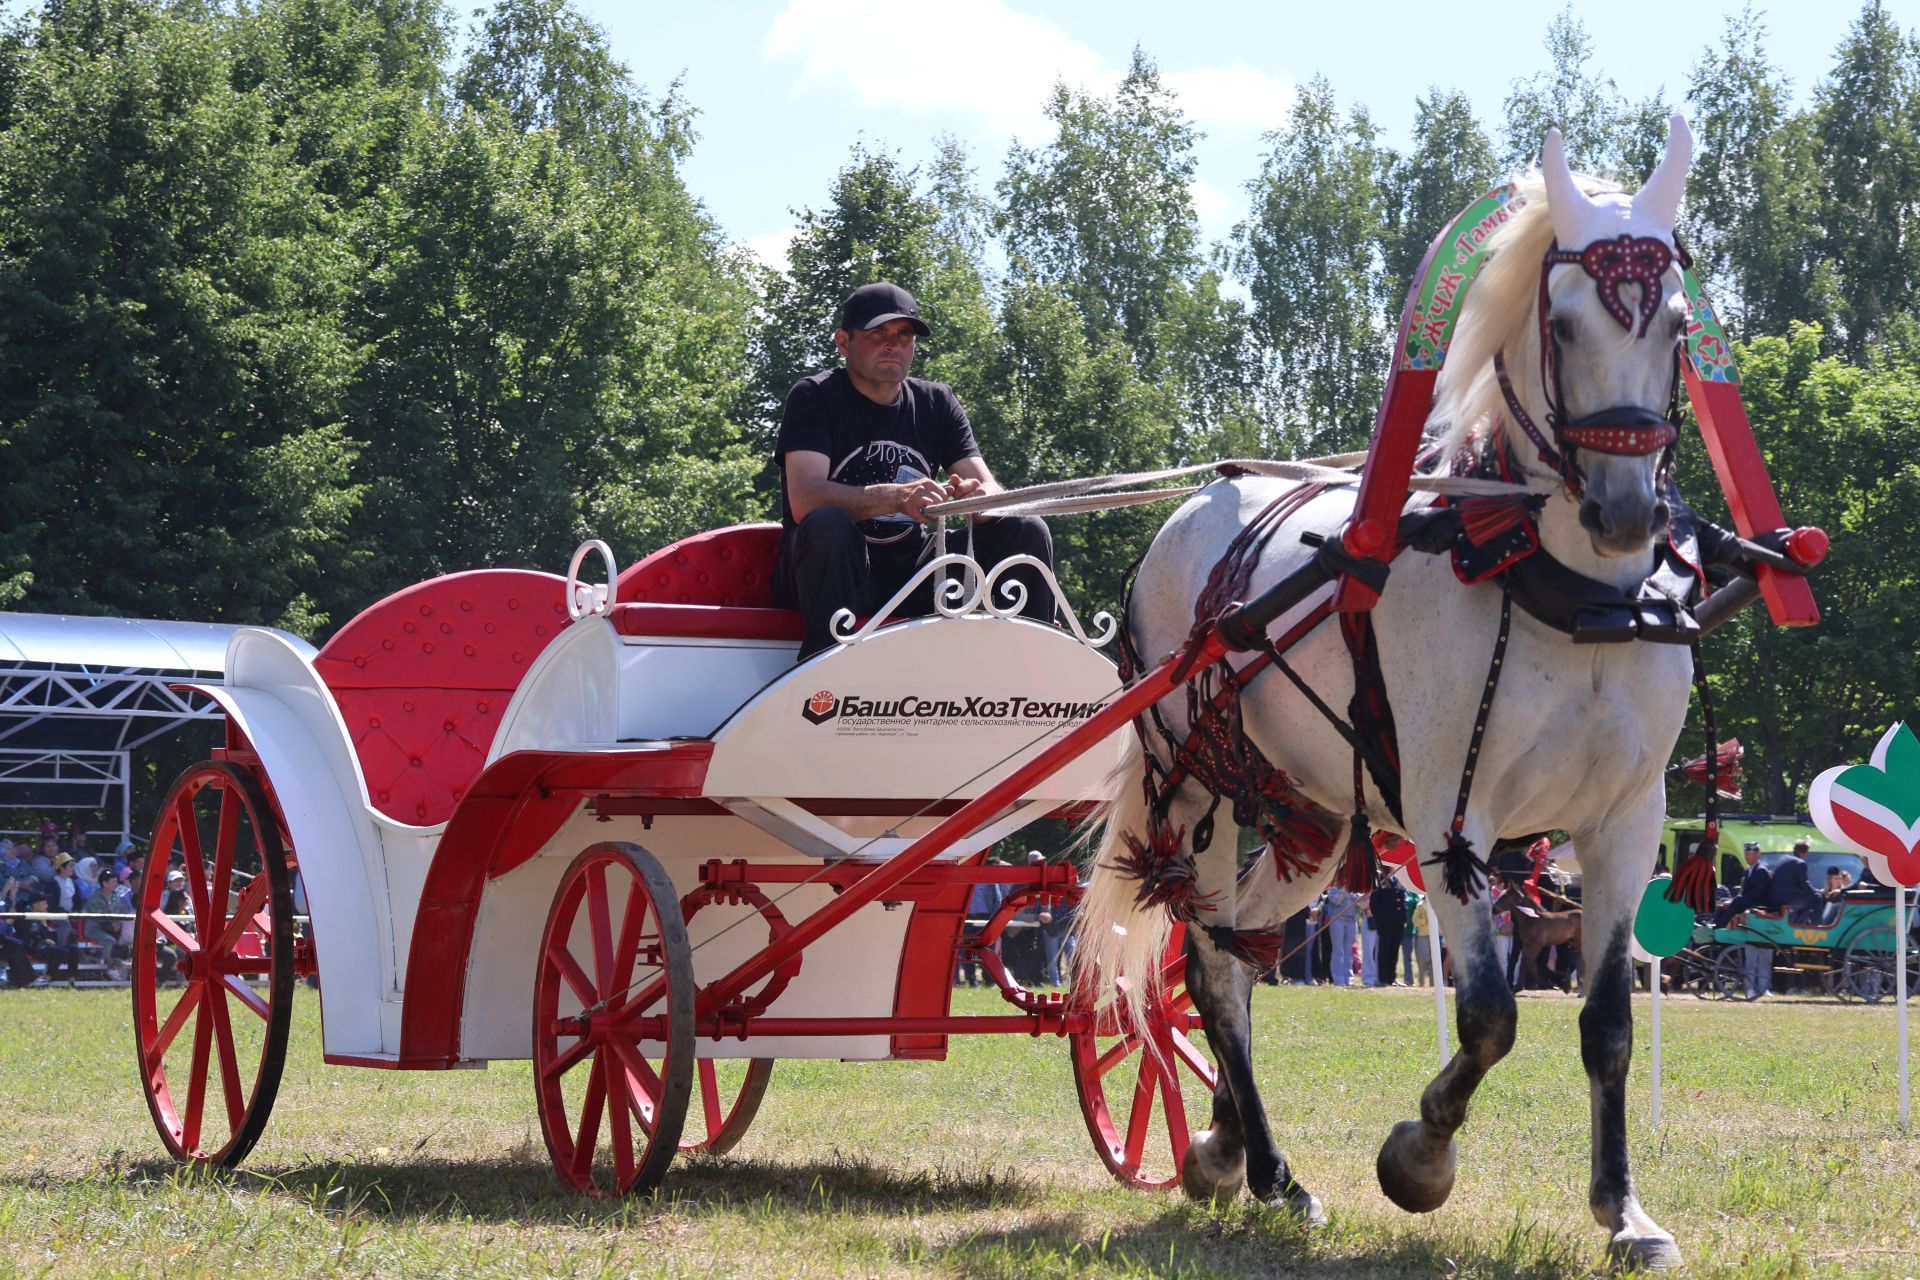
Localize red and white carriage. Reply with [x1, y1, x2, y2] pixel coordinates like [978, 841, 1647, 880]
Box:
[133, 527, 1215, 1194]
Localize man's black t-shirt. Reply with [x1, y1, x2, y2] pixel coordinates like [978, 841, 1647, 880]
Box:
[774, 368, 981, 548]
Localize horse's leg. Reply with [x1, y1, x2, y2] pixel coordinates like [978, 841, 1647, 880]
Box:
[1181, 905, 1325, 1221]
[1574, 809, 1681, 1269]
[1376, 824, 1516, 1214]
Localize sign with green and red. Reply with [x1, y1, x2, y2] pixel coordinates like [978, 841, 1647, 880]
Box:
[1809, 722, 1920, 888]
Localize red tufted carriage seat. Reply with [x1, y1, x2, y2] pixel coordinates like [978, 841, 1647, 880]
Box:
[313, 571, 572, 826]
[610, 523, 804, 643]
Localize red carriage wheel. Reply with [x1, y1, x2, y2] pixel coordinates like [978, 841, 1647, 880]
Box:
[684, 1057, 774, 1155]
[132, 760, 296, 1167]
[533, 843, 694, 1196]
[1067, 924, 1217, 1190]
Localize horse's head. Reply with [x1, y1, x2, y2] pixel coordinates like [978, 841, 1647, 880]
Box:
[1489, 117, 1689, 556]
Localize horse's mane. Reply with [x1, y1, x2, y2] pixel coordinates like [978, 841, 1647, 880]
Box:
[1421, 171, 1626, 467]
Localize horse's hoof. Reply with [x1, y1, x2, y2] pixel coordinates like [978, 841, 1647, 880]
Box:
[1264, 1183, 1326, 1229]
[1375, 1119, 1455, 1213]
[1608, 1230, 1682, 1271]
[1179, 1130, 1245, 1203]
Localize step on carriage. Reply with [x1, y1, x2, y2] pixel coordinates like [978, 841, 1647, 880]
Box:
[132, 529, 1216, 1193]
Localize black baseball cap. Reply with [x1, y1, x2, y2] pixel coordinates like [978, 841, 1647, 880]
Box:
[840, 282, 930, 336]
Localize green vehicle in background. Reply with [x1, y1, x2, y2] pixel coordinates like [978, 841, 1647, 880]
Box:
[1661, 815, 1919, 1002]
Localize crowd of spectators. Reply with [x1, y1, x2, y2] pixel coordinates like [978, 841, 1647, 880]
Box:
[0, 820, 160, 987]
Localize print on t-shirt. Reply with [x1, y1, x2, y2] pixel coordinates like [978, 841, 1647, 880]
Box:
[832, 440, 933, 545]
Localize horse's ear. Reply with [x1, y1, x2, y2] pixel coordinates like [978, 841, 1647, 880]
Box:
[1541, 126, 1589, 246]
[1631, 113, 1692, 232]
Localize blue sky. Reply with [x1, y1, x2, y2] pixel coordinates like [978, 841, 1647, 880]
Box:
[574, 0, 1889, 265]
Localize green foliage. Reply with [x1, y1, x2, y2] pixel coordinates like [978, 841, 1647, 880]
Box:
[1674, 325, 1920, 811]
[1235, 77, 1389, 454]
[3, 0, 1920, 836]
[998, 48, 1200, 360]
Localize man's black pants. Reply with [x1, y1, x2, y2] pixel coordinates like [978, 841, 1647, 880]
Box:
[772, 509, 1055, 660]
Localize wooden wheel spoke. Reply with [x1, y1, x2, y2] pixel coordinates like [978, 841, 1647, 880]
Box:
[147, 981, 203, 1059]
[206, 983, 246, 1135]
[611, 1040, 662, 1136]
[697, 1059, 722, 1140]
[587, 868, 615, 995]
[1168, 1029, 1213, 1084]
[602, 1046, 636, 1185]
[1153, 1029, 1192, 1164]
[610, 972, 669, 1027]
[546, 940, 598, 1008]
[150, 908, 199, 955]
[541, 1035, 593, 1084]
[221, 974, 272, 1023]
[176, 793, 212, 925]
[1092, 1031, 1144, 1081]
[570, 1052, 608, 1178]
[206, 785, 241, 940]
[608, 878, 652, 996]
[182, 995, 214, 1153]
[1123, 1049, 1159, 1168]
[213, 876, 270, 955]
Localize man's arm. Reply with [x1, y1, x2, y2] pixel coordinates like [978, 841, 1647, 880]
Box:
[785, 451, 948, 524]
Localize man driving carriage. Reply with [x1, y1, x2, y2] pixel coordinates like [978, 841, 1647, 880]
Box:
[771, 281, 1055, 660]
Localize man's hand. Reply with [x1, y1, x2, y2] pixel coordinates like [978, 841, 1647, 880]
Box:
[890, 476, 948, 524]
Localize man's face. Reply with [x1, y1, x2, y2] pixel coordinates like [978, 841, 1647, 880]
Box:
[836, 319, 918, 386]
[1745, 848, 1760, 867]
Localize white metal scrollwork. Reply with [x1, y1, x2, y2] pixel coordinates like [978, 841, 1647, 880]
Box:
[823, 551, 1113, 649]
[565, 539, 618, 621]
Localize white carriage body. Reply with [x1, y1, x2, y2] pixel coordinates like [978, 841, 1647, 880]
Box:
[196, 543, 1127, 1067]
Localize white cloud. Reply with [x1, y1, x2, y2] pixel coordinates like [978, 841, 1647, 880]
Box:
[742, 226, 801, 273]
[764, 0, 1111, 137]
[1163, 62, 1294, 131]
[1188, 178, 1232, 227]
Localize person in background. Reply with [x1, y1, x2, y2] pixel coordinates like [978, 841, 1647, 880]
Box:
[19, 885, 73, 984]
[0, 876, 39, 986]
[1409, 892, 1432, 986]
[1323, 884, 1359, 987]
[1370, 880, 1406, 986]
[956, 856, 1006, 988]
[1358, 892, 1379, 986]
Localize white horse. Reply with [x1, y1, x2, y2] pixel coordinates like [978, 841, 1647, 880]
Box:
[1074, 120, 1702, 1269]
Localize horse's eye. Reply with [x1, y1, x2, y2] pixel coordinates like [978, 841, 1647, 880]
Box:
[1551, 314, 1576, 345]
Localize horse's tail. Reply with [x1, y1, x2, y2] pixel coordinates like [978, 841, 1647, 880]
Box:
[1070, 731, 1172, 1039]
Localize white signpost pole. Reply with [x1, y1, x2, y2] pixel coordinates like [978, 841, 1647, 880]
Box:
[1649, 959, 1663, 1129]
[1899, 885, 1910, 1130]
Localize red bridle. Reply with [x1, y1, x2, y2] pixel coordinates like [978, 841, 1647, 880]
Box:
[1496, 233, 1687, 494]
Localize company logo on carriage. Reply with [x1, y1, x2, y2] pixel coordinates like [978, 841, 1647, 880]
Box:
[797, 687, 1104, 735]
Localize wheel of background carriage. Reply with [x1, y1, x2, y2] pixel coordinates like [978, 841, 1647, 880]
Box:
[1709, 943, 1763, 1001]
[1840, 927, 1919, 1003]
[1067, 923, 1217, 1190]
[676, 884, 784, 1155]
[683, 1057, 774, 1155]
[131, 760, 296, 1167]
[532, 842, 695, 1196]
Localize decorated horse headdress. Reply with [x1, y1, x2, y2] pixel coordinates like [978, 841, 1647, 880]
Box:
[1333, 113, 1819, 631]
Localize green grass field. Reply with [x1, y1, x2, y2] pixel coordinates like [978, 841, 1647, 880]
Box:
[1, 985, 1916, 1279]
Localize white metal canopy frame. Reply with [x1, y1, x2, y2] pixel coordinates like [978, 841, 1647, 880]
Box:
[0, 612, 314, 840]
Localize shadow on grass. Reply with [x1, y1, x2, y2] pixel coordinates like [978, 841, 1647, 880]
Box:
[929, 1205, 1597, 1280]
[78, 1147, 1040, 1224]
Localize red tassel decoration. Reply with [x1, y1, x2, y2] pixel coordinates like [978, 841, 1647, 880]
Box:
[1338, 814, 1378, 892]
[1664, 845, 1718, 914]
[1109, 813, 1215, 919]
[1458, 495, 1534, 546]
